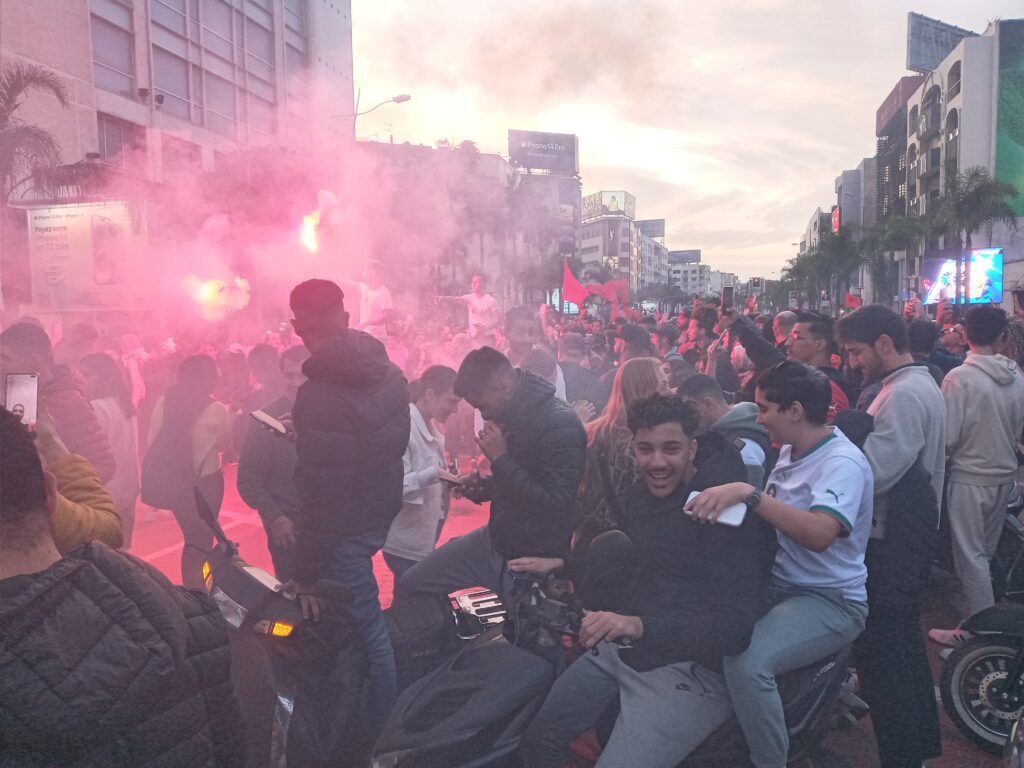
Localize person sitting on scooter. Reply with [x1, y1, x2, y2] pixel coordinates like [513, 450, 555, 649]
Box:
[687, 361, 872, 768]
[521, 395, 776, 768]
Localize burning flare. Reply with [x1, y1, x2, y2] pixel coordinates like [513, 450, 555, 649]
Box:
[300, 210, 321, 253]
[183, 274, 252, 321]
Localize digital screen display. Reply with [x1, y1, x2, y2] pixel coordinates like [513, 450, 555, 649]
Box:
[921, 248, 1004, 305]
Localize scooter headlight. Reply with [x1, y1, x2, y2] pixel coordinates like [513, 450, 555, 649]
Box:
[210, 586, 248, 629]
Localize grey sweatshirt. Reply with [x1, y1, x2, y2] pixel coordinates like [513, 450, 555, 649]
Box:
[943, 353, 1024, 486]
[712, 402, 770, 488]
[864, 364, 946, 539]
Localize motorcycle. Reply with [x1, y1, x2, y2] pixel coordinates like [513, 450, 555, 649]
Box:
[195, 488, 367, 768]
[373, 531, 867, 768]
[941, 603, 1024, 754]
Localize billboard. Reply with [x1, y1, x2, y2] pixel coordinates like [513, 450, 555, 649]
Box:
[636, 219, 666, 239]
[996, 20, 1024, 217]
[508, 130, 579, 175]
[669, 249, 701, 264]
[582, 191, 636, 221]
[906, 13, 974, 74]
[922, 247, 1004, 305]
[27, 201, 144, 312]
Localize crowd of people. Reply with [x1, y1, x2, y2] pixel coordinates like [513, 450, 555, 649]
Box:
[2, 269, 1024, 768]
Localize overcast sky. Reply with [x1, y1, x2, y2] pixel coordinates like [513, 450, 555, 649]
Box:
[351, 1, 1023, 279]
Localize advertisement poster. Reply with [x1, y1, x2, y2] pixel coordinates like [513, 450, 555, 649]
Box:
[996, 19, 1024, 216]
[27, 201, 144, 312]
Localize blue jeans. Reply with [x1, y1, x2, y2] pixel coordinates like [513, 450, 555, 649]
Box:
[723, 585, 868, 768]
[325, 528, 397, 734]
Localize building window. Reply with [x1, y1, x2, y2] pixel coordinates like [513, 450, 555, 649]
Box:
[97, 113, 144, 165]
[948, 61, 962, 100]
[245, 18, 274, 81]
[205, 72, 237, 137]
[202, 0, 234, 61]
[153, 46, 191, 120]
[162, 133, 201, 176]
[91, 12, 135, 98]
[284, 0, 307, 33]
[150, 0, 187, 35]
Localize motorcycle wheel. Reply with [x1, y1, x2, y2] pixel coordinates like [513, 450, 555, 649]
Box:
[941, 636, 1024, 753]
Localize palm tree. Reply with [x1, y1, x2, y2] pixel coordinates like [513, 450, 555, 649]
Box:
[0, 63, 69, 202]
[932, 166, 1018, 303]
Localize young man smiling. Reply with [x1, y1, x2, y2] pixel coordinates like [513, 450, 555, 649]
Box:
[522, 395, 774, 768]
[687, 361, 872, 768]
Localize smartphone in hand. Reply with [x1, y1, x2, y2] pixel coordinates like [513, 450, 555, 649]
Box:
[5, 373, 39, 429]
[250, 409, 288, 436]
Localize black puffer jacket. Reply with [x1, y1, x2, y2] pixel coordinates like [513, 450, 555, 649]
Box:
[488, 370, 587, 560]
[0, 542, 242, 768]
[618, 432, 777, 673]
[292, 329, 410, 582]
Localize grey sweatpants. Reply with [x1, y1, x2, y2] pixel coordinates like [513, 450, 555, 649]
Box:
[521, 643, 733, 768]
[948, 480, 1016, 618]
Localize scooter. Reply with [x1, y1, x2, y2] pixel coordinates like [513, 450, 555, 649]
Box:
[373, 531, 867, 768]
[941, 603, 1024, 754]
[196, 488, 366, 768]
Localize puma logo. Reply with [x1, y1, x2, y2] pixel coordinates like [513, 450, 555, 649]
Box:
[825, 489, 844, 504]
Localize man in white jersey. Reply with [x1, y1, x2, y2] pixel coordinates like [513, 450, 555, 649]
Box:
[343, 260, 393, 342]
[687, 361, 871, 768]
[436, 274, 500, 346]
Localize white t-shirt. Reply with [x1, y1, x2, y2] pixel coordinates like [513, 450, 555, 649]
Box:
[462, 292, 499, 339]
[738, 439, 766, 473]
[359, 283, 393, 341]
[765, 428, 873, 601]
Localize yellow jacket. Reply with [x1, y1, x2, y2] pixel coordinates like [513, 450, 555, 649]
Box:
[50, 454, 124, 553]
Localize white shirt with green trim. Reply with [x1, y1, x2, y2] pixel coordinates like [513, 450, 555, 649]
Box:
[765, 427, 873, 601]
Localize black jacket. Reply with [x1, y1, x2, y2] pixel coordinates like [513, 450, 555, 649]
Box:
[485, 370, 587, 560]
[0, 542, 242, 768]
[618, 432, 777, 673]
[292, 329, 410, 582]
[561, 361, 610, 414]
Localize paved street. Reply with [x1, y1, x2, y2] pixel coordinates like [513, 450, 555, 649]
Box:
[131, 465, 1003, 768]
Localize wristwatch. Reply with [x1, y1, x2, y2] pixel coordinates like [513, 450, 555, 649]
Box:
[744, 489, 763, 510]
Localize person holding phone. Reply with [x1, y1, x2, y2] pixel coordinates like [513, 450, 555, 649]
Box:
[686, 362, 872, 768]
[237, 345, 310, 582]
[382, 365, 462, 584]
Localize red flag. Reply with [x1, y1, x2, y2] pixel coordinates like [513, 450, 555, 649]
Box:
[844, 294, 862, 309]
[562, 258, 589, 306]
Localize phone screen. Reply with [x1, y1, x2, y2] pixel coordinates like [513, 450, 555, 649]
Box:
[721, 286, 735, 309]
[5, 374, 39, 428]
[250, 409, 288, 435]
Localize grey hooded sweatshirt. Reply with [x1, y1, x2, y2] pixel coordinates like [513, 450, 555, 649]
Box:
[711, 401, 770, 488]
[942, 353, 1024, 487]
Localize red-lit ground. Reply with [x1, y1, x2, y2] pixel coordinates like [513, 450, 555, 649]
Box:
[131, 465, 1001, 768]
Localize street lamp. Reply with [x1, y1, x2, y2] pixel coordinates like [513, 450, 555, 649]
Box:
[333, 93, 412, 134]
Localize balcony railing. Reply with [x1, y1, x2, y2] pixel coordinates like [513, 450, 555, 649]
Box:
[919, 147, 941, 180]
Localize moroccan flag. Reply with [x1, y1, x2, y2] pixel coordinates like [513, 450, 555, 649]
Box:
[844, 294, 862, 309]
[562, 258, 590, 306]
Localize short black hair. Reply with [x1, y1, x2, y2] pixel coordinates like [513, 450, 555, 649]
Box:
[676, 373, 725, 402]
[756, 361, 831, 425]
[0, 322, 52, 356]
[836, 304, 909, 353]
[964, 304, 1009, 347]
[795, 312, 835, 342]
[453, 346, 513, 399]
[289, 279, 345, 319]
[907, 319, 940, 356]
[627, 393, 700, 438]
[0, 408, 49, 543]
[690, 307, 718, 336]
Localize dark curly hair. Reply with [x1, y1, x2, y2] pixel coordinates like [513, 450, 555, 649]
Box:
[627, 393, 700, 438]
